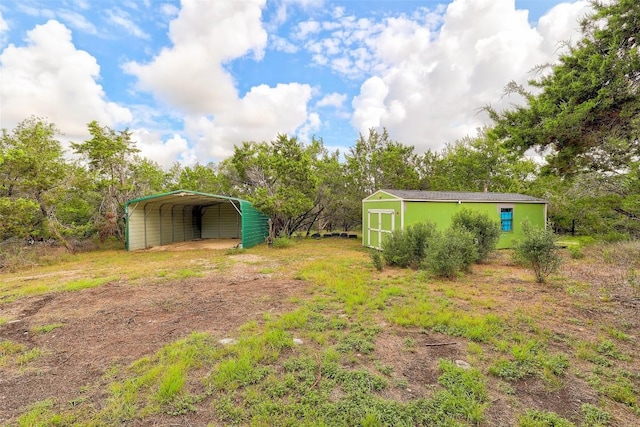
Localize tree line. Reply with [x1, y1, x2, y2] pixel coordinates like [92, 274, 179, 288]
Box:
[1, 0, 638, 246]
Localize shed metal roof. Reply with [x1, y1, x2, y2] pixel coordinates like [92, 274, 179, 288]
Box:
[378, 189, 546, 203]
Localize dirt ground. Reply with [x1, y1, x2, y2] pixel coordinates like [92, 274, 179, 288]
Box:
[145, 238, 242, 251]
[1, 243, 638, 426]
[0, 254, 302, 423]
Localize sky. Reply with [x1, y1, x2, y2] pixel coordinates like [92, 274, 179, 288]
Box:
[0, 0, 593, 168]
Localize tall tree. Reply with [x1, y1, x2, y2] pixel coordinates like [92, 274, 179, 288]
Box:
[228, 134, 319, 237]
[486, 0, 640, 237]
[0, 117, 71, 241]
[345, 128, 420, 197]
[72, 121, 141, 241]
[423, 129, 537, 193]
[487, 0, 640, 175]
[344, 128, 420, 227]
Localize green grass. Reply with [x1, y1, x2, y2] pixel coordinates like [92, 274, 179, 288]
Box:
[3, 238, 640, 426]
[31, 323, 64, 334]
[518, 409, 575, 426]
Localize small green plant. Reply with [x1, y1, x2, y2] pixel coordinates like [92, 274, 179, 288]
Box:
[581, 403, 610, 427]
[403, 337, 416, 352]
[31, 323, 64, 334]
[272, 237, 293, 248]
[451, 208, 501, 262]
[17, 347, 45, 366]
[513, 220, 562, 283]
[370, 250, 383, 271]
[568, 245, 584, 259]
[518, 409, 575, 426]
[17, 399, 65, 427]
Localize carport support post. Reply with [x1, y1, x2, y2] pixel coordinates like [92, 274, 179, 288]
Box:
[182, 206, 188, 241]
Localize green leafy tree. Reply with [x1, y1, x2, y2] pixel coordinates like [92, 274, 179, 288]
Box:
[0, 117, 77, 242]
[72, 121, 141, 241]
[172, 162, 227, 194]
[486, 0, 640, 237]
[344, 128, 420, 227]
[228, 134, 319, 237]
[0, 198, 40, 240]
[424, 130, 537, 193]
[487, 0, 640, 175]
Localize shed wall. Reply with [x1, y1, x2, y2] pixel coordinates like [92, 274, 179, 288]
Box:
[240, 201, 270, 248]
[202, 203, 241, 239]
[403, 201, 546, 249]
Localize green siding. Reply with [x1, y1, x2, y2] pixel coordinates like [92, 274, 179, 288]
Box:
[240, 200, 270, 249]
[402, 201, 546, 249]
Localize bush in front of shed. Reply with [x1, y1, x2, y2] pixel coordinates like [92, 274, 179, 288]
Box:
[424, 227, 479, 279]
[513, 220, 562, 283]
[382, 221, 437, 268]
[451, 209, 501, 263]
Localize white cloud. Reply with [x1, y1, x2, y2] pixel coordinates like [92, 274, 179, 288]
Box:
[351, 0, 592, 152]
[106, 8, 150, 40]
[316, 92, 347, 108]
[0, 11, 8, 48]
[182, 82, 313, 160]
[125, 0, 315, 162]
[74, 0, 90, 10]
[537, 1, 592, 55]
[132, 129, 196, 167]
[57, 10, 98, 34]
[0, 20, 131, 140]
[271, 34, 298, 53]
[295, 12, 387, 79]
[161, 3, 179, 18]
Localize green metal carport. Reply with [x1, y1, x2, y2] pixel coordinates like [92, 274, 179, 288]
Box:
[125, 190, 269, 251]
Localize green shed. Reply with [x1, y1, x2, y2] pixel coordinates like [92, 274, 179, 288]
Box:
[363, 189, 547, 250]
[125, 190, 269, 251]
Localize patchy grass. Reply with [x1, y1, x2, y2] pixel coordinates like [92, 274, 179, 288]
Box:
[31, 323, 64, 334]
[2, 238, 640, 426]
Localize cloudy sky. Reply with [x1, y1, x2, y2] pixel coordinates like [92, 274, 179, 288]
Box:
[0, 0, 592, 167]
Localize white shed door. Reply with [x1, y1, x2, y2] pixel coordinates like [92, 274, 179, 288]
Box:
[367, 209, 395, 250]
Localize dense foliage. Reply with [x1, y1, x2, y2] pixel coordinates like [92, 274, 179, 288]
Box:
[451, 209, 501, 263]
[1, 1, 639, 246]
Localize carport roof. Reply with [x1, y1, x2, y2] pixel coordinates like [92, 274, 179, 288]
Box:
[125, 190, 246, 209]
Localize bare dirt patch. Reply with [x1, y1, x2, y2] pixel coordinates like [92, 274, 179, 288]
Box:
[0, 258, 304, 423]
[145, 238, 241, 251]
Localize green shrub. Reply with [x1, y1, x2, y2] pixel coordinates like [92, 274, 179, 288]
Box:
[513, 221, 562, 283]
[381, 229, 413, 267]
[424, 228, 478, 278]
[370, 250, 383, 271]
[568, 245, 584, 259]
[451, 209, 501, 262]
[382, 221, 437, 268]
[272, 237, 293, 249]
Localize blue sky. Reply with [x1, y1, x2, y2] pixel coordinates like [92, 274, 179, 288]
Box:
[0, 0, 592, 167]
